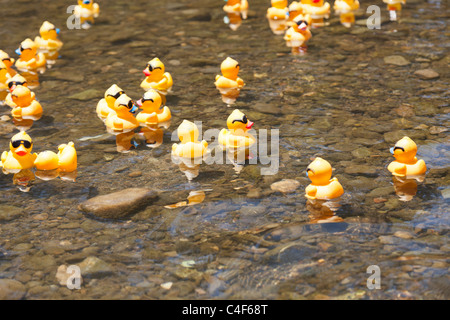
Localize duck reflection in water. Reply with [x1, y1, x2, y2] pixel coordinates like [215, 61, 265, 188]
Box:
[164, 190, 206, 209]
[306, 198, 343, 223]
[392, 175, 424, 202]
[223, 0, 248, 30]
[267, 0, 289, 35]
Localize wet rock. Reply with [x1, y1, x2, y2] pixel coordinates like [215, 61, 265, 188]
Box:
[0, 279, 26, 300]
[344, 165, 377, 175]
[0, 205, 24, 221]
[55, 265, 83, 287]
[78, 188, 158, 219]
[414, 69, 439, 80]
[270, 179, 300, 193]
[367, 186, 394, 198]
[394, 231, 414, 239]
[351, 147, 371, 159]
[173, 266, 203, 283]
[254, 102, 281, 115]
[379, 235, 396, 244]
[384, 55, 410, 66]
[23, 255, 56, 271]
[441, 188, 450, 199]
[78, 257, 113, 278]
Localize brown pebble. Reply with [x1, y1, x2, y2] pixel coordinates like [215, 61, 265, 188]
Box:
[128, 171, 142, 178]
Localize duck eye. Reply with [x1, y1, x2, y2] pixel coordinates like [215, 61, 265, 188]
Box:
[11, 140, 32, 148]
[108, 91, 124, 99]
[393, 146, 405, 152]
[3, 58, 11, 62]
[127, 100, 134, 109]
[242, 115, 248, 123]
[143, 98, 154, 103]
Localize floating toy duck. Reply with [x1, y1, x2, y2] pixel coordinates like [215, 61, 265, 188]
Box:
[224, 0, 249, 14]
[300, 0, 330, 27]
[73, 0, 100, 26]
[305, 157, 344, 200]
[284, 14, 312, 54]
[288, 1, 304, 21]
[0, 61, 11, 91]
[34, 21, 63, 51]
[214, 57, 245, 104]
[96, 84, 125, 120]
[267, 0, 289, 34]
[0, 50, 17, 77]
[10, 85, 43, 120]
[105, 94, 139, 133]
[140, 57, 173, 96]
[136, 89, 171, 126]
[1, 131, 37, 173]
[388, 136, 426, 177]
[383, 0, 405, 21]
[218, 109, 256, 150]
[172, 120, 208, 159]
[15, 39, 46, 72]
[34, 142, 77, 173]
[334, 0, 360, 27]
[5, 74, 28, 108]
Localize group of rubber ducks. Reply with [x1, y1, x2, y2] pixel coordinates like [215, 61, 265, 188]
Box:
[0, 16, 78, 190]
[305, 136, 426, 203]
[96, 57, 173, 152]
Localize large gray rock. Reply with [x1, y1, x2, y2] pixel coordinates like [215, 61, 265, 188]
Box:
[0, 279, 26, 300]
[78, 188, 158, 219]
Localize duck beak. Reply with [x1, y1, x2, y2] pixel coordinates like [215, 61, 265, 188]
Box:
[390, 147, 395, 155]
[299, 22, 308, 30]
[136, 99, 143, 107]
[246, 121, 254, 129]
[130, 105, 138, 114]
[15, 48, 21, 56]
[9, 85, 16, 92]
[143, 69, 151, 77]
[15, 146, 27, 157]
[56, 28, 60, 35]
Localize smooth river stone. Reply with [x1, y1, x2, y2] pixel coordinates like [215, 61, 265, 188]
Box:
[0, 279, 26, 300]
[78, 188, 158, 219]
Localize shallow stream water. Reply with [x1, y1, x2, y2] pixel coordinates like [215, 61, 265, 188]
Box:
[0, 0, 448, 299]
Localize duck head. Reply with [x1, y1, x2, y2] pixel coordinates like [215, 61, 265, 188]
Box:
[221, 57, 240, 80]
[39, 21, 60, 40]
[10, 131, 33, 157]
[143, 57, 165, 80]
[177, 120, 200, 143]
[293, 14, 311, 32]
[7, 74, 27, 92]
[271, 0, 288, 9]
[0, 50, 15, 68]
[136, 89, 162, 112]
[78, 0, 94, 9]
[16, 39, 38, 60]
[11, 85, 33, 107]
[104, 84, 125, 108]
[390, 136, 418, 163]
[226, 109, 254, 133]
[113, 94, 138, 115]
[306, 157, 333, 185]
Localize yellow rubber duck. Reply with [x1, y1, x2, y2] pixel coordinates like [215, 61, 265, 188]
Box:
[105, 94, 139, 133]
[1, 131, 37, 173]
[334, 0, 360, 27]
[15, 39, 46, 71]
[218, 109, 256, 149]
[57, 142, 78, 172]
[215, 57, 245, 90]
[266, 0, 289, 34]
[74, 0, 100, 25]
[305, 157, 344, 200]
[34, 21, 63, 51]
[96, 84, 125, 120]
[0, 61, 11, 91]
[388, 136, 426, 177]
[172, 120, 208, 159]
[224, 0, 249, 13]
[10, 85, 43, 120]
[34, 150, 59, 171]
[0, 50, 17, 77]
[140, 58, 173, 94]
[4, 74, 28, 108]
[136, 89, 171, 125]
[300, 0, 330, 27]
[284, 14, 312, 54]
[288, 1, 304, 21]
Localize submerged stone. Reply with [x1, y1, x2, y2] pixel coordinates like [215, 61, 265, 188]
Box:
[78, 188, 158, 219]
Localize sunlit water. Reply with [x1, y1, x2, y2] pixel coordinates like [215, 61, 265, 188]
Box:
[0, 0, 448, 299]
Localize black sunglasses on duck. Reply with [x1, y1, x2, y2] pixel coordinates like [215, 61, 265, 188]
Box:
[11, 140, 32, 148]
